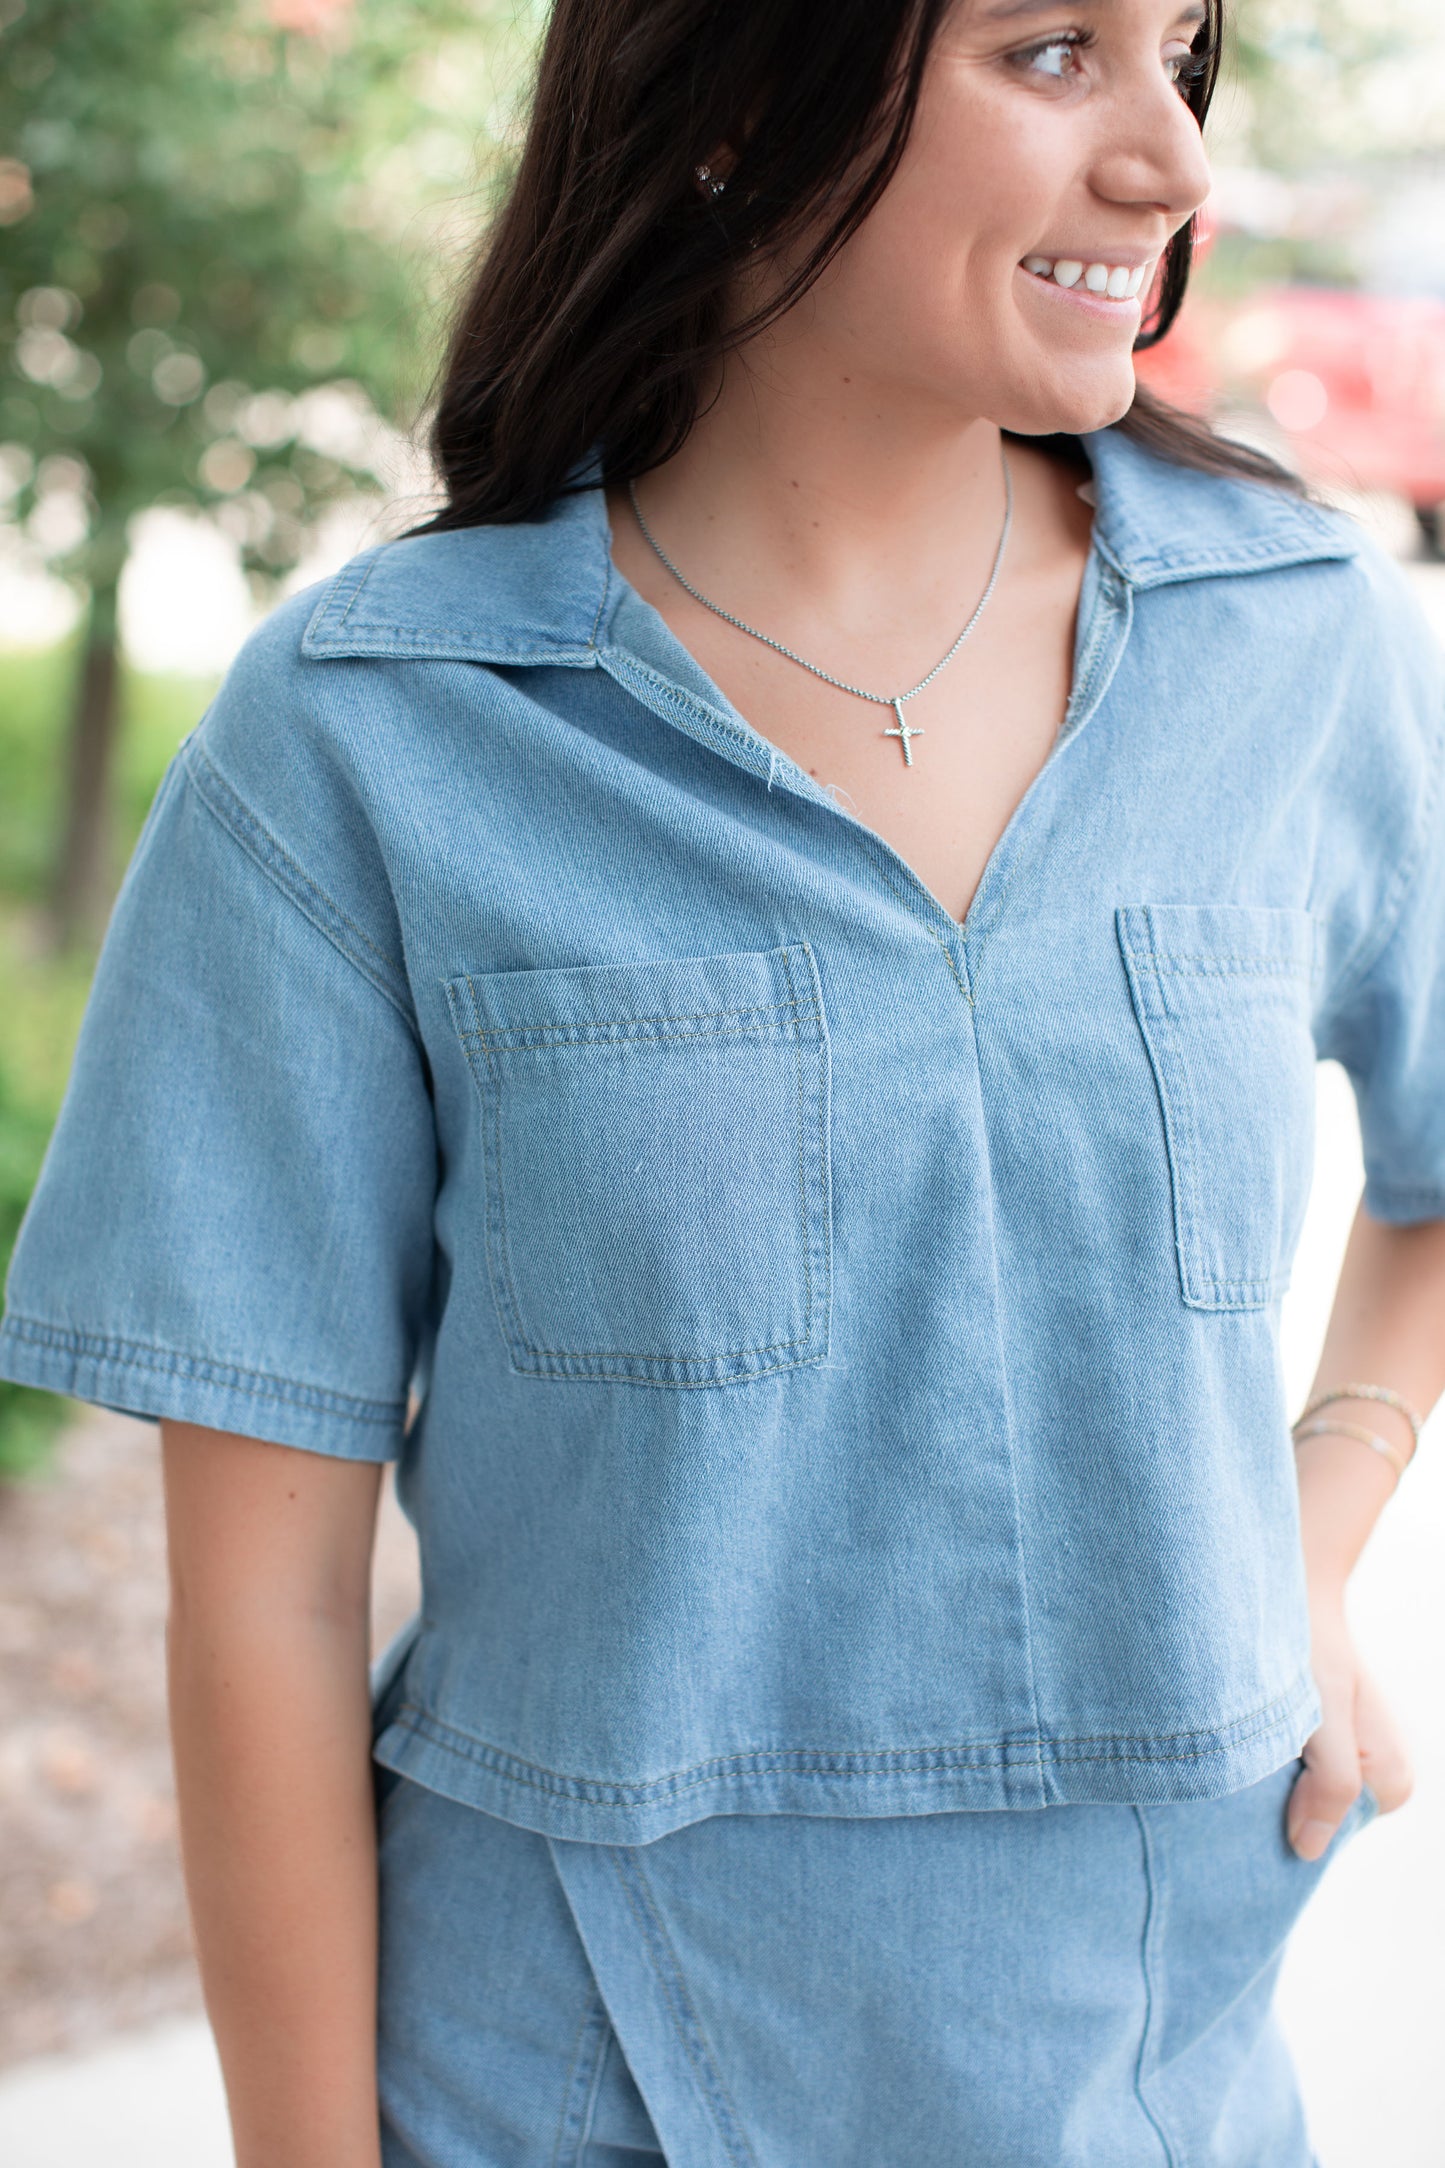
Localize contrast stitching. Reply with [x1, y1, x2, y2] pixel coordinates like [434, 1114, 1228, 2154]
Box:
[965, 568, 1133, 999]
[313, 631, 595, 659]
[187, 745, 401, 980]
[1100, 528, 1353, 585]
[1130, 1807, 1185, 2168]
[507, 1348, 828, 1385]
[513, 1335, 812, 1365]
[453, 954, 827, 1373]
[1121, 953, 1311, 977]
[604, 647, 975, 1001]
[605, 1847, 760, 2168]
[549, 1989, 612, 2168]
[1115, 917, 1302, 1308]
[334, 553, 380, 631]
[384, 1677, 1316, 1805]
[780, 945, 815, 1346]
[462, 973, 533, 1366]
[460, 1001, 805, 1028]
[454, 1001, 812, 1047]
[181, 746, 417, 1032]
[964, 987, 1047, 1802]
[587, 555, 614, 649]
[602, 652, 781, 773]
[0, 1314, 402, 1421]
[851, 835, 976, 1008]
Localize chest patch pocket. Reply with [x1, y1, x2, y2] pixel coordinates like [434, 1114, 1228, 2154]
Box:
[445, 940, 832, 1384]
[1115, 902, 1321, 1313]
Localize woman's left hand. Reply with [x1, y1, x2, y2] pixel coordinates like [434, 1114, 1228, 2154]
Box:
[1288, 1584, 1414, 1861]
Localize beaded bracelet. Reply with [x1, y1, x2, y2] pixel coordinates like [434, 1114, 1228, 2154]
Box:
[1289, 1381, 1424, 1487]
[1291, 1417, 1411, 1483]
[1293, 1381, 1424, 1450]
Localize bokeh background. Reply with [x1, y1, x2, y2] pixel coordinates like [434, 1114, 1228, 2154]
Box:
[2, 2, 1443, 2161]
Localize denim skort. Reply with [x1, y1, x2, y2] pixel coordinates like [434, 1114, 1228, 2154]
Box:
[374, 1757, 1379, 2167]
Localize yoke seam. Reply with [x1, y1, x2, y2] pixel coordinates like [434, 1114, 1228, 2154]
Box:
[181, 742, 418, 1034]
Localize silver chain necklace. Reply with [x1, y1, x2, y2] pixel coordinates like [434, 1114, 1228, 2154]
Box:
[627, 445, 1013, 768]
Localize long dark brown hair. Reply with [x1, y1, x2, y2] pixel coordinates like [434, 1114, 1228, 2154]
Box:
[414, 0, 1294, 530]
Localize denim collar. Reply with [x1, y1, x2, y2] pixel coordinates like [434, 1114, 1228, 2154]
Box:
[302, 422, 1360, 667]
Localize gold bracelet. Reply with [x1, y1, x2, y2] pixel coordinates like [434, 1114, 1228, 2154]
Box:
[1291, 1418, 1410, 1483]
[1293, 1381, 1423, 1453]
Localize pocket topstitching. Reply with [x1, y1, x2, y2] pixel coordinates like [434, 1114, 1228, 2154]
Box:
[1115, 902, 1322, 1312]
[445, 939, 833, 1385]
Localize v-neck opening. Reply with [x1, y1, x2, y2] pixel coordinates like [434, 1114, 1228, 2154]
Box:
[597, 467, 1119, 948]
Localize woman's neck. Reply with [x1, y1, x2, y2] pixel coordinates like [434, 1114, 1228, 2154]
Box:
[629, 351, 1015, 627]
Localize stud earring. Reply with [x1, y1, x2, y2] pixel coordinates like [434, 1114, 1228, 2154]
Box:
[695, 164, 727, 198]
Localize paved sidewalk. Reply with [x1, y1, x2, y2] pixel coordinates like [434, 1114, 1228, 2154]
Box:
[0, 2018, 231, 2167]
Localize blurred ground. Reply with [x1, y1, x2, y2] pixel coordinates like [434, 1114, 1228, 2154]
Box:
[0, 1414, 421, 2070]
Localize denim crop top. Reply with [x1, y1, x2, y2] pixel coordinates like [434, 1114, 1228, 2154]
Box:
[4, 424, 1444, 1841]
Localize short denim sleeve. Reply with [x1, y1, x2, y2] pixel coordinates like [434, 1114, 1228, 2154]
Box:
[1316, 688, 1445, 1226]
[0, 709, 437, 1460]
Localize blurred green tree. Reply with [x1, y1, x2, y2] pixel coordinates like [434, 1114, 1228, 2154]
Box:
[1226, 0, 1424, 170]
[1, 0, 537, 944]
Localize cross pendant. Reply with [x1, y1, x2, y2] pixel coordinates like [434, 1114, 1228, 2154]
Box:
[883, 698, 924, 767]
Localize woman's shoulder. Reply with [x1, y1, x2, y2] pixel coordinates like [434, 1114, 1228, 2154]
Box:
[1087, 421, 1442, 706]
[193, 493, 605, 809]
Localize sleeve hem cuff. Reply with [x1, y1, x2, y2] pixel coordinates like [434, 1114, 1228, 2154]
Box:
[1362, 1181, 1445, 1224]
[0, 1314, 403, 1462]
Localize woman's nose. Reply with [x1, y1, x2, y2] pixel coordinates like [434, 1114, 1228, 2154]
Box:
[1091, 80, 1214, 229]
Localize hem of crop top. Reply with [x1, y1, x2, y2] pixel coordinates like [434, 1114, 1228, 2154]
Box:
[370, 1668, 1324, 1845]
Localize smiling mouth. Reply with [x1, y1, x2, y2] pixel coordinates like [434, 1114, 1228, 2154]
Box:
[1021, 255, 1149, 302]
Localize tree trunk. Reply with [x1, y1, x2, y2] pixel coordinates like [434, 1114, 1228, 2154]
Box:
[50, 574, 123, 952]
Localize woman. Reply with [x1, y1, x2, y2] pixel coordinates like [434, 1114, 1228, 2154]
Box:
[4, 0, 1443, 2160]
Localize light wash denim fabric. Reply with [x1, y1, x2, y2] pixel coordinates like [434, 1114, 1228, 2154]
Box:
[373, 1758, 1381, 2167]
[3, 424, 1444, 1839]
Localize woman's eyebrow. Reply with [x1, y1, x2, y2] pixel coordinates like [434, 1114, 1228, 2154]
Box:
[971, 0, 1207, 25]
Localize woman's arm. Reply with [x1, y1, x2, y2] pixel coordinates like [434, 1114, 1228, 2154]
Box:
[160, 1420, 386, 2168]
[1288, 1199, 1445, 1857]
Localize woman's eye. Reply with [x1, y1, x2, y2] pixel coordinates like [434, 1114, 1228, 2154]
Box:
[1008, 30, 1215, 96]
[1015, 34, 1089, 81]
[1166, 46, 1214, 97]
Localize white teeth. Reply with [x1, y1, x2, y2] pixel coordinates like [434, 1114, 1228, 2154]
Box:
[1027, 256, 1150, 298]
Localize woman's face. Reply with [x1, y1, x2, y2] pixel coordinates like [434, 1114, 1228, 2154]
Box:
[759, 0, 1214, 438]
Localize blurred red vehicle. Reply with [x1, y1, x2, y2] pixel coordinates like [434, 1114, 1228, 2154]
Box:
[1138, 281, 1445, 554]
